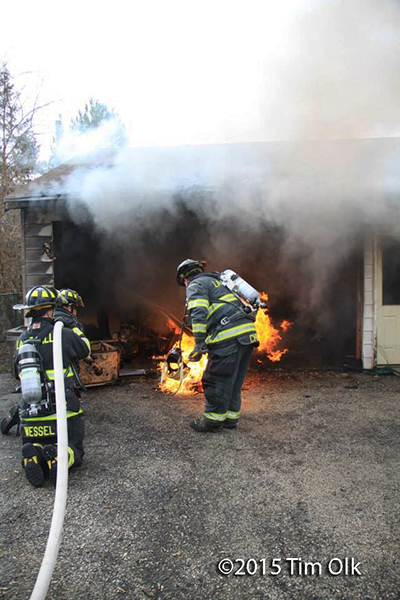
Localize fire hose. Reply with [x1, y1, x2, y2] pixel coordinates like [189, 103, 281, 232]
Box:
[29, 320, 68, 600]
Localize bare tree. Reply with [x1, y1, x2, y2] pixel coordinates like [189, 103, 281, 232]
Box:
[0, 62, 44, 293]
[0, 63, 42, 209]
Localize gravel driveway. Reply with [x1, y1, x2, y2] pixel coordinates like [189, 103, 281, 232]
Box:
[0, 368, 399, 600]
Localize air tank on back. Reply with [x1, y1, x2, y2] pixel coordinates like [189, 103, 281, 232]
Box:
[17, 342, 43, 406]
[220, 270, 267, 310]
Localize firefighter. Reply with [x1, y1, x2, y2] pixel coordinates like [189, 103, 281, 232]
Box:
[55, 288, 102, 377]
[54, 288, 85, 329]
[176, 259, 258, 432]
[13, 285, 90, 487]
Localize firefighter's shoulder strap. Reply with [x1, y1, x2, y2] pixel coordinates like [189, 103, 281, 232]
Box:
[187, 272, 256, 341]
[207, 274, 257, 341]
[190, 271, 255, 321]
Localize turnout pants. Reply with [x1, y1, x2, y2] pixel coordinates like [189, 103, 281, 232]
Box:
[21, 414, 85, 468]
[20, 386, 85, 468]
[202, 342, 254, 424]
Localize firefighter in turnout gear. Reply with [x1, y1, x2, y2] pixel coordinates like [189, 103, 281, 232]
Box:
[54, 288, 85, 329]
[55, 288, 102, 377]
[13, 286, 90, 487]
[176, 259, 259, 432]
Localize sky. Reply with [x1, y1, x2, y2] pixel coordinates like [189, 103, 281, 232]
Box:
[2, 0, 400, 327]
[2, 0, 400, 160]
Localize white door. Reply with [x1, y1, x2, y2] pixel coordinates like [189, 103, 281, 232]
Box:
[376, 237, 400, 365]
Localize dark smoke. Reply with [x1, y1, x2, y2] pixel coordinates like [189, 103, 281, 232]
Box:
[52, 140, 399, 324]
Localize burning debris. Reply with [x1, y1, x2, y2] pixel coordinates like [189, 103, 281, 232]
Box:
[159, 302, 292, 395]
[159, 319, 207, 394]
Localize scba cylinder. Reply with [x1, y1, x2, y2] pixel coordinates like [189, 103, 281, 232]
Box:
[17, 343, 43, 405]
[220, 269, 263, 308]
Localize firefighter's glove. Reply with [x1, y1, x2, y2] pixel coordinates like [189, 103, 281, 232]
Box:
[188, 342, 208, 362]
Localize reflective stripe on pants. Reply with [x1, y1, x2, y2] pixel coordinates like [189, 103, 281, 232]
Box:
[202, 343, 253, 422]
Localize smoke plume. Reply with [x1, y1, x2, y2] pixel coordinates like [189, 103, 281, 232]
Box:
[31, 0, 400, 344]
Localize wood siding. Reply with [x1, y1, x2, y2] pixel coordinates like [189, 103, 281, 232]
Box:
[23, 211, 55, 292]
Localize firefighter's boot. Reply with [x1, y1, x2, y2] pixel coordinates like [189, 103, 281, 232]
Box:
[223, 419, 238, 430]
[22, 443, 44, 487]
[42, 444, 58, 486]
[189, 417, 223, 433]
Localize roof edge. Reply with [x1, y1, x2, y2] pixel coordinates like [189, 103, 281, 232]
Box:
[4, 195, 67, 212]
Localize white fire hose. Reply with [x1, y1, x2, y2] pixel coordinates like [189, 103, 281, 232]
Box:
[29, 320, 69, 600]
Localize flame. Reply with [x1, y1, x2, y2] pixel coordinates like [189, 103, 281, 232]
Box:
[160, 299, 293, 394]
[267, 348, 289, 362]
[160, 320, 207, 394]
[281, 319, 292, 332]
[166, 318, 181, 336]
[255, 293, 292, 362]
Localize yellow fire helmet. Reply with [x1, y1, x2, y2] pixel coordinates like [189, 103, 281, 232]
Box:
[58, 288, 85, 308]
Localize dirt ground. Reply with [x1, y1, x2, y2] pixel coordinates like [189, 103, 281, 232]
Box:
[0, 367, 399, 600]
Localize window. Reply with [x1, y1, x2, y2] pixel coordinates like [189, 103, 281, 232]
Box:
[382, 238, 400, 305]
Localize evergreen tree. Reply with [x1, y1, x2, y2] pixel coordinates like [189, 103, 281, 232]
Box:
[70, 97, 126, 147]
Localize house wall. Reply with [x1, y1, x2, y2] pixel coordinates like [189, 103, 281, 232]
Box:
[21, 208, 59, 296]
[362, 235, 377, 369]
[376, 236, 400, 366]
[18, 203, 368, 367]
[361, 233, 400, 369]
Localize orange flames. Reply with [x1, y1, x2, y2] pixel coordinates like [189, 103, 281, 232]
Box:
[281, 319, 291, 332]
[160, 297, 292, 394]
[255, 293, 291, 362]
[160, 320, 207, 394]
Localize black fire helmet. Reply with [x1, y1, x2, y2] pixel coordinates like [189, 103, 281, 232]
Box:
[13, 285, 58, 316]
[176, 259, 206, 286]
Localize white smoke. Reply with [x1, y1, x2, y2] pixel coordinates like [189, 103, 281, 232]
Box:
[259, 0, 400, 141]
[31, 0, 400, 330]
[52, 116, 126, 165]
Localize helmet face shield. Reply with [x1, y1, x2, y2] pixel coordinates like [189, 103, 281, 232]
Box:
[176, 259, 206, 286]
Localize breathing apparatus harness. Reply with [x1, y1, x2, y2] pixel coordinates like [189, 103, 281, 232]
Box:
[162, 269, 266, 392]
[210, 269, 267, 338]
[186, 270, 266, 344]
[17, 323, 85, 417]
[17, 338, 55, 418]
